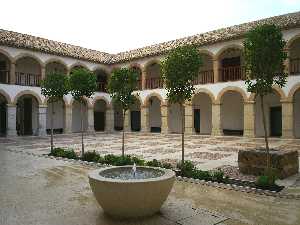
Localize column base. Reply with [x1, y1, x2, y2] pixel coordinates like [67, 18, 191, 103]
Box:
[211, 129, 223, 136]
[243, 129, 255, 138]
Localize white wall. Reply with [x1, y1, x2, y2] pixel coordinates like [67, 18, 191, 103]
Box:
[149, 97, 161, 128]
[294, 90, 300, 138]
[46, 100, 64, 130]
[221, 91, 244, 131]
[193, 93, 212, 134]
[168, 103, 182, 133]
[72, 100, 88, 132]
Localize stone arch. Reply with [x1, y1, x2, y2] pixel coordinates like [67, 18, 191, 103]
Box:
[144, 93, 165, 107]
[248, 86, 286, 101]
[192, 88, 216, 104]
[45, 58, 68, 69]
[288, 83, 300, 99]
[13, 90, 43, 105]
[92, 96, 111, 108]
[14, 53, 44, 67]
[0, 48, 13, 62]
[69, 62, 89, 72]
[216, 86, 247, 104]
[215, 44, 243, 59]
[92, 66, 110, 75]
[0, 89, 12, 104]
[144, 58, 161, 69]
[69, 97, 92, 108]
[286, 33, 300, 49]
[198, 49, 215, 59]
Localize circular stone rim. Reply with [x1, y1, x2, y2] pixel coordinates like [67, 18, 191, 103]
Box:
[88, 166, 175, 183]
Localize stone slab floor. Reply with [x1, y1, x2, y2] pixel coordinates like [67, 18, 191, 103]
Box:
[0, 148, 300, 225]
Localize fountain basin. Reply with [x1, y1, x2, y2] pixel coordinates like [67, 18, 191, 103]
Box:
[88, 166, 175, 218]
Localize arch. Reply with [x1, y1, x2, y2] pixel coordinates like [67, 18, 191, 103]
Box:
[0, 89, 12, 104]
[44, 96, 68, 107]
[129, 63, 143, 70]
[144, 93, 165, 106]
[286, 33, 300, 49]
[216, 86, 247, 103]
[92, 96, 111, 108]
[44, 58, 68, 69]
[248, 86, 286, 101]
[14, 52, 44, 67]
[69, 62, 89, 71]
[0, 48, 13, 62]
[133, 94, 143, 106]
[215, 44, 243, 59]
[198, 49, 215, 59]
[288, 83, 300, 99]
[192, 88, 216, 104]
[144, 58, 161, 70]
[13, 90, 43, 105]
[93, 66, 110, 75]
[69, 97, 92, 108]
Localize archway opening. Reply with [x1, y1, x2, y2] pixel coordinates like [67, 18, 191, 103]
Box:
[94, 69, 108, 92]
[193, 54, 214, 85]
[72, 100, 88, 133]
[16, 94, 39, 135]
[192, 93, 212, 134]
[145, 62, 163, 89]
[46, 61, 67, 75]
[148, 96, 162, 132]
[46, 99, 65, 134]
[15, 56, 41, 86]
[255, 91, 282, 137]
[290, 37, 300, 75]
[113, 101, 123, 131]
[129, 97, 141, 132]
[0, 53, 11, 84]
[0, 94, 7, 136]
[168, 103, 183, 134]
[221, 91, 244, 136]
[294, 88, 300, 138]
[218, 48, 244, 82]
[131, 66, 142, 90]
[94, 99, 106, 131]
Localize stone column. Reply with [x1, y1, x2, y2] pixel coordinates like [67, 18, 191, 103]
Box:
[184, 103, 193, 134]
[281, 99, 294, 138]
[211, 102, 223, 136]
[87, 106, 95, 133]
[213, 59, 219, 83]
[41, 66, 46, 80]
[105, 108, 114, 132]
[10, 62, 16, 85]
[64, 105, 72, 133]
[38, 105, 47, 136]
[141, 68, 146, 90]
[161, 104, 168, 134]
[243, 101, 255, 138]
[124, 110, 130, 132]
[6, 104, 17, 136]
[140, 105, 149, 132]
[284, 49, 290, 75]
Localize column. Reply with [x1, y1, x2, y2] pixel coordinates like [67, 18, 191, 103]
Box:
[38, 105, 47, 136]
[281, 99, 294, 138]
[213, 59, 219, 83]
[243, 101, 255, 137]
[161, 104, 168, 134]
[184, 103, 193, 134]
[284, 49, 290, 75]
[124, 110, 130, 132]
[6, 104, 17, 136]
[41, 66, 46, 80]
[142, 68, 146, 90]
[105, 108, 114, 132]
[10, 62, 16, 84]
[141, 105, 149, 132]
[64, 105, 72, 133]
[87, 106, 95, 133]
[211, 102, 223, 136]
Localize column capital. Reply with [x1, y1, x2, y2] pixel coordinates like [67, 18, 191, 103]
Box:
[244, 100, 255, 104]
[38, 104, 48, 108]
[280, 98, 293, 103]
[6, 103, 16, 107]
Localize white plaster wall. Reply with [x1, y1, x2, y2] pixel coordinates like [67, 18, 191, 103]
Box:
[193, 93, 212, 134]
[221, 91, 244, 131]
[72, 101, 88, 132]
[46, 100, 64, 130]
[149, 97, 161, 128]
[294, 90, 300, 138]
[255, 93, 281, 137]
[168, 103, 182, 133]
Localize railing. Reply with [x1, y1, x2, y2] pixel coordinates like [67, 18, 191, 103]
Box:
[136, 79, 142, 90]
[145, 78, 164, 89]
[220, 66, 245, 82]
[97, 82, 107, 92]
[290, 58, 300, 75]
[15, 72, 41, 86]
[0, 70, 9, 84]
[193, 70, 214, 85]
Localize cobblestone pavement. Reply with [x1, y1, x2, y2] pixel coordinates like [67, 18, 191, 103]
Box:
[1, 149, 300, 225]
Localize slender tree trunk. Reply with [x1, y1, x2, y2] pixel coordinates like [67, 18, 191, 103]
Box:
[50, 101, 54, 151]
[122, 109, 125, 157]
[260, 94, 270, 173]
[81, 101, 84, 156]
[181, 103, 185, 165]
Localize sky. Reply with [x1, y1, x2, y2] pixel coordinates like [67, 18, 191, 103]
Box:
[0, 0, 299, 54]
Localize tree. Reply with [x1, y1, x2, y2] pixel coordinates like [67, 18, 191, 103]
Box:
[108, 67, 139, 157]
[41, 72, 69, 151]
[69, 68, 97, 156]
[243, 24, 287, 179]
[162, 45, 202, 165]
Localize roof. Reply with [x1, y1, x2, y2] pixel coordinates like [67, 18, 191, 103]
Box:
[0, 11, 300, 65]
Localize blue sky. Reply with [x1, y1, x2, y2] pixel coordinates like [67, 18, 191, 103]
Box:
[0, 0, 299, 53]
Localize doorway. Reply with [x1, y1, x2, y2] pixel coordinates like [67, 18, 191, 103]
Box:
[270, 106, 282, 137]
[131, 111, 141, 131]
[94, 111, 105, 131]
[194, 109, 200, 133]
[0, 101, 6, 136]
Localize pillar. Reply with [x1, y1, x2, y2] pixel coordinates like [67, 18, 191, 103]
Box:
[284, 48, 290, 75]
[38, 105, 47, 136]
[141, 105, 149, 132]
[184, 103, 193, 134]
[105, 108, 114, 132]
[87, 106, 95, 133]
[243, 101, 255, 137]
[64, 105, 72, 133]
[142, 68, 146, 90]
[10, 62, 16, 84]
[41, 66, 46, 80]
[281, 99, 294, 138]
[213, 59, 219, 83]
[211, 102, 223, 136]
[161, 104, 168, 134]
[6, 104, 17, 136]
[124, 110, 130, 132]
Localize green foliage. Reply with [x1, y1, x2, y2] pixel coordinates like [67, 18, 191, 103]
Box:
[162, 46, 202, 104]
[243, 24, 287, 96]
[69, 68, 97, 101]
[82, 151, 101, 162]
[146, 159, 162, 167]
[103, 154, 144, 166]
[177, 160, 196, 178]
[41, 72, 69, 102]
[256, 175, 276, 188]
[108, 67, 139, 112]
[49, 148, 78, 159]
